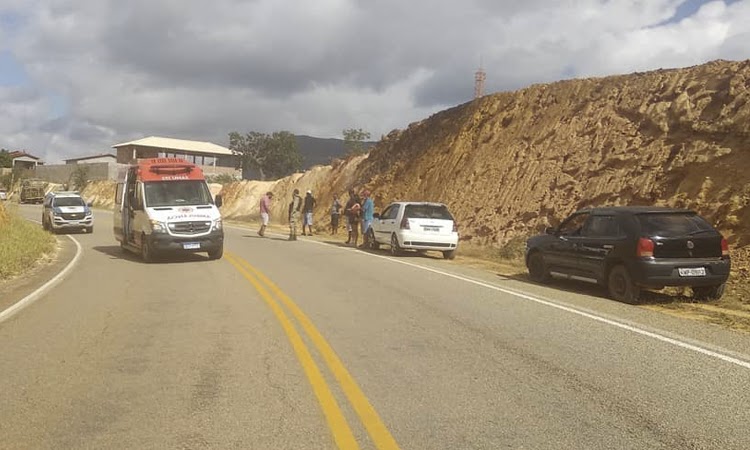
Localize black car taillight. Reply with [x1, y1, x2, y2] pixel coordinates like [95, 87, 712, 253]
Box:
[721, 238, 729, 257]
[637, 238, 654, 257]
[400, 217, 410, 230]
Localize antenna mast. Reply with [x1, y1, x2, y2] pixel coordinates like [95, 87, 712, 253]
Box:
[474, 56, 486, 99]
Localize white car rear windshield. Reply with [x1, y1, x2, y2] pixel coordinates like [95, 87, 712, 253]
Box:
[404, 204, 453, 220]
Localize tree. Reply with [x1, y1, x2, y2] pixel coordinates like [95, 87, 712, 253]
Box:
[69, 165, 90, 190]
[229, 130, 302, 181]
[343, 128, 371, 156]
[0, 149, 12, 168]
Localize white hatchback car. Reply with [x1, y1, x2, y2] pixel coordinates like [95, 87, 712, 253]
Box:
[368, 202, 459, 259]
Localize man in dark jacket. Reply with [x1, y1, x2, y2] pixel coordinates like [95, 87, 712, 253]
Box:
[302, 190, 316, 236]
[344, 189, 361, 246]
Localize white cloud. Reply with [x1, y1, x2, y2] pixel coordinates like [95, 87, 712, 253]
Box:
[0, 0, 748, 162]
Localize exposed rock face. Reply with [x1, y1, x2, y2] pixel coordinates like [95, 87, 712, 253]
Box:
[347, 59, 750, 248]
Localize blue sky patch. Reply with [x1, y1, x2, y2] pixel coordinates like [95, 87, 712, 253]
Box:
[660, 0, 740, 26]
[0, 50, 29, 86]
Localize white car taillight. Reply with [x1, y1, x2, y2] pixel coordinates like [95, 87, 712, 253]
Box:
[400, 217, 410, 230]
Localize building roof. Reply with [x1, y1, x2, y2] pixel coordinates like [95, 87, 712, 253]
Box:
[9, 151, 41, 160]
[64, 153, 117, 162]
[112, 136, 233, 156]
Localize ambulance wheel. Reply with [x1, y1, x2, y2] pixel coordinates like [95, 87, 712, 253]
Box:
[208, 246, 224, 260]
[141, 234, 155, 263]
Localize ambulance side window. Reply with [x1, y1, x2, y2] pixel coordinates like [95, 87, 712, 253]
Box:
[133, 183, 144, 210]
[115, 183, 124, 206]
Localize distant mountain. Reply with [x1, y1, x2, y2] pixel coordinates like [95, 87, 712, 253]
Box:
[295, 135, 376, 169]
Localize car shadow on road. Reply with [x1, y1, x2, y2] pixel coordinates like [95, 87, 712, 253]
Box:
[320, 240, 450, 260]
[322, 240, 358, 248]
[92, 245, 210, 264]
[500, 272, 688, 306]
[242, 235, 289, 242]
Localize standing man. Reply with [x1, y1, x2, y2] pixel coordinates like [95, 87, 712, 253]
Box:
[330, 193, 342, 235]
[344, 189, 361, 247]
[258, 191, 273, 237]
[288, 188, 302, 241]
[360, 190, 374, 248]
[302, 190, 316, 236]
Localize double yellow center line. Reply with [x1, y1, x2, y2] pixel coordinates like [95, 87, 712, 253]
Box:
[225, 252, 401, 450]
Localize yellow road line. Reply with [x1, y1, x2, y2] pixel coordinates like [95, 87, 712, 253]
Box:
[230, 253, 401, 450]
[225, 254, 360, 450]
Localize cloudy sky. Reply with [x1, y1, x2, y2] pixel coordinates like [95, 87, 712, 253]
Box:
[1, 0, 748, 162]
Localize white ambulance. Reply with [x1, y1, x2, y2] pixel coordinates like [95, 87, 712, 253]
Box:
[114, 158, 224, 262]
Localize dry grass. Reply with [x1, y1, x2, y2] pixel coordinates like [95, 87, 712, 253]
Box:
[0, 203, 57, 281]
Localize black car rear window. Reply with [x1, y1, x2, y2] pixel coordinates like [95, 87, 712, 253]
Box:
[404, 204, 453, 220]
[636, 213, 714, 237]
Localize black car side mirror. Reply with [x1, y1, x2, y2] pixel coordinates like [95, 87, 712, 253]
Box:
[373, 212, 380, 219]
[545, 226, 557, 235]
[215, 194, 223, 208]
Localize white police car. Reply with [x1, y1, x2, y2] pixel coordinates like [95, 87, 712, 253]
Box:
[42, 191, 94, 233]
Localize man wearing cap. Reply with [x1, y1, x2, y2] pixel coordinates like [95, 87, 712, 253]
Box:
[258, 191, 273, 237]
[302, 189, 316, 236]
[360, 189, 374, 248]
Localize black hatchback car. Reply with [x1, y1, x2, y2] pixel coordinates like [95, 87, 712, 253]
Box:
[525, 207, 731, 303]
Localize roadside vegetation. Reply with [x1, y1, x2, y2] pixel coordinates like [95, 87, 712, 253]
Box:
[205, 173, 240, 185]
[0, 202, 56, 281]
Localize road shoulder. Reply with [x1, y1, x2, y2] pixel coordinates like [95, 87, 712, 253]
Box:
[0, 235, 77, 317]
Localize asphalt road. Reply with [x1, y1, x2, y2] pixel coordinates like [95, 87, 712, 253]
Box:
[2, 204, 750, 449]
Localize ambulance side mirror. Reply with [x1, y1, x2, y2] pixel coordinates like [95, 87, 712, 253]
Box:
[214, 194, 223, 208]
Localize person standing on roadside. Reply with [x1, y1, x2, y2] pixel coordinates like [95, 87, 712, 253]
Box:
[302, 190, 316, 236]
[344, 189, 361, 246]
[330, 193, 342, 235]
[258, 191, 273, 237]
[288, 188, 302, 241]
[359, 190, 374, 248]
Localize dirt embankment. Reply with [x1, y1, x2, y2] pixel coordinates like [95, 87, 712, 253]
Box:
[224, 60, 750, 244]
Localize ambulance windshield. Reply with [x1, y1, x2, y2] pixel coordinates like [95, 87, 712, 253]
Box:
[144, 180, 213, 207]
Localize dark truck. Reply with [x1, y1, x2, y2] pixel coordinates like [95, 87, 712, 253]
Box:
[20, 179, 46, 204]
[525, 206, 731, 303]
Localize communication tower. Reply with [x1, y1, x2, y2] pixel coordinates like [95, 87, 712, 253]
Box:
[474, 58, 486, 99]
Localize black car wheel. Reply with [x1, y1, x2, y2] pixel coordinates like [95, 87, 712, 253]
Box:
[390, 234, 403, 256]
[608, 265, 640, 304]
[693, 284, 725, 301]
[368, 229, 380, 250]
[527, 252, 551, 283]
